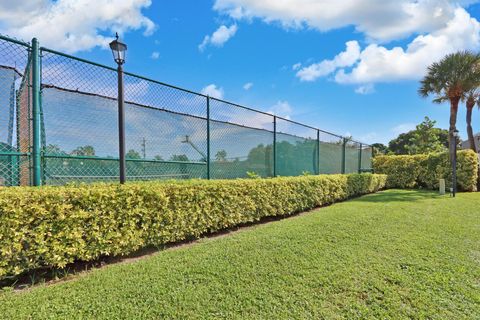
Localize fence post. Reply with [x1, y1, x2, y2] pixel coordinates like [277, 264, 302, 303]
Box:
[273, 116, 277, 177]
[371, 145, 374, 172]
[206, 96, 211, 180]
[341, 138, 346, 174]
[358, 143, 362, 173]
[316, 130, 320, 175]
[31, 38, 42, 186]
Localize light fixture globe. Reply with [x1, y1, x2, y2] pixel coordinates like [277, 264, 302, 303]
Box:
[109, 33, 127, 65]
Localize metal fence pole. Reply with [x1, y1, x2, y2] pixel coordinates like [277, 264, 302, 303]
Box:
[341, 138, 346, 174]
[117, 64, 126, 184]
[206, 96, 211, 180]
[31, 38, 42, 186]
[273, 116, 277, 177]
[358, 143, 363, 173]
[316, 130, 320, 175]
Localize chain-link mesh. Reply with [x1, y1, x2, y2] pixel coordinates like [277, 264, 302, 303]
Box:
[0, 35, 374, 186]
[319, 132, 343, 174]
[0, 36, 31, 186]
[276, 118, 317, 176]
[361, 145, 373, 171]
[209, 98, 274, 178]
[345, 140, 361, 173]
[40, 49, 208, 183]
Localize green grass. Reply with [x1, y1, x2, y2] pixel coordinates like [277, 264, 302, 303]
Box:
[1, 189, 479, 319]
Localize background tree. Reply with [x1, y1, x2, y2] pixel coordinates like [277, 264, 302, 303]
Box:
[406, 117, 446, 154]
[371, 143, 388, 156]
[387, 117, 448, 155]
[419, 51, 480, 163]
[215, 150, 227, 162]
[170, 154, 189, 162]
[71, 145, 95, 156]
[126, 149, 141, 159]
[154, 155, 164, 161]
[45, 144, 67, 155]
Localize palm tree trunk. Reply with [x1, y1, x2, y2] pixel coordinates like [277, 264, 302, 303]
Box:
[449, 97, 460, 161]
[466, 98, 477, 153]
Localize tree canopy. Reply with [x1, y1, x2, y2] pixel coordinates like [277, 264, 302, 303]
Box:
[375, 117, 450, 155]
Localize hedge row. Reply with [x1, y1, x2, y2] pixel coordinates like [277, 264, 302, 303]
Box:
[0, 174, 386, 279]
[373, 150, 478, 191]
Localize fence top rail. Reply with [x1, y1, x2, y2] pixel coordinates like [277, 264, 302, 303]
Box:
[0, 34, 30, 47]
[0, 34, 371, 146]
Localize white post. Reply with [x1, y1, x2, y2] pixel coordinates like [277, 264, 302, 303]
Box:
[439, 179, 446, 195]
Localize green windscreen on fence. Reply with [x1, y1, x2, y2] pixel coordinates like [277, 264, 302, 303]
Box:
[361, 145, 373, 171]
[0, 34, 374, 186]
[0, 36, 31, 186]
[276, 118, 317, 176]
[345, 141, 361, 174]
[209, 98, 274, 178]
[319, 132, 343, 174]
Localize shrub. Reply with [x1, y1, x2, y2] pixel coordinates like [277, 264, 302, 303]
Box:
[373, 150, 478, 191]
[0, 174, 386, 279]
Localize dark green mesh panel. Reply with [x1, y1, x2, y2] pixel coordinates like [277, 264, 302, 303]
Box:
[276, 118, 317, 176]
[0, 35, 374, 186]
[361, 146, 373, 171]
[319, 132, 343, 174]
[43, 156, 206, 185]
[345, 141, 361, 173]
[0, 37, 31, 186]
[209, 98, 274, 179]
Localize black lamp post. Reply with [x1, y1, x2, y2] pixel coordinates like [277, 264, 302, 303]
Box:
[109, 33, 127, 184]
[452, 129, 459, 197]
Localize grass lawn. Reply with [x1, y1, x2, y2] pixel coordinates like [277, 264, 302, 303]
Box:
[1, 189, 479, 319]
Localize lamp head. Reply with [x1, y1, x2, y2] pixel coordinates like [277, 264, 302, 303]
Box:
[109, 33, 127, 65]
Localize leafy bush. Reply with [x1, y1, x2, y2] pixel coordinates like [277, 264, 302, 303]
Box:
[373, 150, 478, 191]
[0, 174, 386, 279]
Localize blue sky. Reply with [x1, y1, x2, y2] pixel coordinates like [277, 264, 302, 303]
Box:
[2, 0, 480, 145]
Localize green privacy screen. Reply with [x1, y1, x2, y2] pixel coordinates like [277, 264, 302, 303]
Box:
[276, 118, 318, 176]
[209, 98, 274, 179]
[0, 36, 32, 186]
[0, 34, 373, 186]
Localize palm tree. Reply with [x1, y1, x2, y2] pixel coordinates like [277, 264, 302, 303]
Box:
[465, 89, 479, 153]
[419, 51, 480, 163]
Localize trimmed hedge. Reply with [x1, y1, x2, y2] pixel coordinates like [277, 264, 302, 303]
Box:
[373, 150, 479, 191]
[0, 174, 386, 279]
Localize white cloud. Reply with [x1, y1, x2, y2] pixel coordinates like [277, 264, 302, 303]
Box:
[201, 84, 224, 99]
[296, 41, 360, 81]
[354, 84, 375, 95]
[0, 0, 155, 53]
[293, 7, 480, 86]
[268, 100, 292, 118]
[392, 123, 416, 136]
[336, 8, 480, 84]
[213, 0, 470, 42]
[198, 24, 238, 51]
[243, 82, 253, 90]
[151, 51, 160, 59]
[292, 62, 301, 70]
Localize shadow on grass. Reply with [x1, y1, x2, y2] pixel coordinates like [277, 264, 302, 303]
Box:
[354, 189, 444, 203]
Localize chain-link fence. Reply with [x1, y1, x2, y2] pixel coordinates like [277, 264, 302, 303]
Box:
[0, 34, 373, 186]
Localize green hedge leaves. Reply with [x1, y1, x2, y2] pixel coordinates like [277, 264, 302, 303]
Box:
[373, 150, 478, 191]
[0, 174, 386, 279]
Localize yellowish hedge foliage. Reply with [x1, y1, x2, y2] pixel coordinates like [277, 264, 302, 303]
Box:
[0, 174, 386, 279]
[373, 150, 478, 191]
